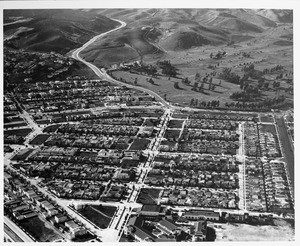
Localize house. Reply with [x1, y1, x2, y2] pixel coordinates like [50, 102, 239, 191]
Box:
[54, 213, 68, 223]
[65, 220, 87, 239]
[48, 208, 59, 216]
[184, 210, 220, 221]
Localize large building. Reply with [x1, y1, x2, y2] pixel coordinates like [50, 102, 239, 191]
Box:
[139, 205, 166, 217]
[184, 210, 220, 221]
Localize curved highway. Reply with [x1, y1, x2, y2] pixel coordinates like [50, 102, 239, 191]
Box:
[71, 18, 170, 108]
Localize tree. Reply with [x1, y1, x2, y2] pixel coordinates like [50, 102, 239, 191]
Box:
[190, 98, 194, 106]
[174, 82, 180, 89]
[149, 78, 154, 84]
[258, 77, 265, 89]
[192, 82, 199, 91]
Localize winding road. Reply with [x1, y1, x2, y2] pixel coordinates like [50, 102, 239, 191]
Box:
[71, 18, 170, 108]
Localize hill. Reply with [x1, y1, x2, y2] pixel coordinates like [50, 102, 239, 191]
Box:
[80, 8, 292, 66]
[3, 9, 119, 54]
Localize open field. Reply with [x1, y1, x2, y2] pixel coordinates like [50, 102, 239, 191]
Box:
[136, 188, 162, 204]
[168, 119, 184, 128]
[260, 123, 277, 135]
[111, 70, 239, 106]
[129, 139, 150, 150]
[77, 205, 116, 229]
[29, 134, 51, 145]
[19, 216, 62, 242]
[43, 124, 61, 133]
[215, 220, 294, 241]
[85, 9, 293, 109]
[4, 128, 32, 137]
[260, 114, 274, 123]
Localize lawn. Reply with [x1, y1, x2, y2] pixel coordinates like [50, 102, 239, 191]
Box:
[4, 128, 32, 137]
[129, 138, 150, 150]
[29, 134, 51, 145]
[136, 188, 162, 205]
[78, 205, 117, 229]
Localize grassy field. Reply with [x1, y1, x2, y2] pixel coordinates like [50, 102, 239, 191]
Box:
[11, 148, 34, 161]
[4, 122, 28, 129]
[19, 216, 62, 242]
[78, 205, 116, 229]
[260, 114, 274, 123]
[4, 128, 32, 137]
[163, 129, 181, 140]
[168, 119, 184, 129]
[112, 70, 238, 106]
[29, 134, 51, 145]
[43, 124, 61, 133]
[136, 188, 162, 204]
[260, 124, 277, 135]
[108, 24, 293, 109]
[129, 139, 150, 150]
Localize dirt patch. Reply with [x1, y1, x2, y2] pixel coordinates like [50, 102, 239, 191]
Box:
[215, 222, 294, 241]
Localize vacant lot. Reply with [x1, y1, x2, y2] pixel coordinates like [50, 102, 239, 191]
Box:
[260, 124, 277, 136]
[19, 216, 62, 242]
[163, 129, 181, 140]
[136, 188, 162, 204]
[260, 114, 274, 123]
[29, 134, 50, 145]
[172, 113, 189, 119]
[4, 122, 28, 129]
[43, 124, 61, 133]
[4, 128, 32, 137]
[168, 119, 184, 129]
[129, 139, 150, 150]
[11, 148, 34, 161]
[215, 221, 294, 241]
[78, 205, 116, 229]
